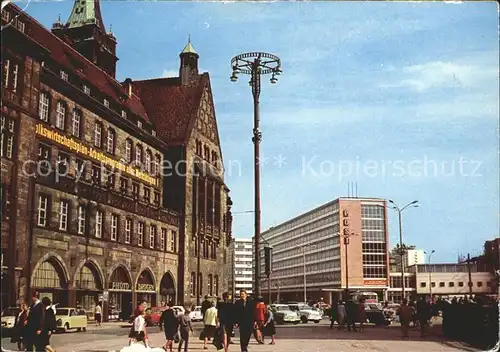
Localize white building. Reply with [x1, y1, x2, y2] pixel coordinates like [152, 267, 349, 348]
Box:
[405, 250, 425, 267]
[228, 238, 253, 298]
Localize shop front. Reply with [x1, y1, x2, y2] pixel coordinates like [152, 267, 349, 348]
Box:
[75, 261, 103, 314]
[159, 272, 176, 305]
[32, 257, 68, 306]
[136, 270, 156, 307]
[108, 266, 133, 321]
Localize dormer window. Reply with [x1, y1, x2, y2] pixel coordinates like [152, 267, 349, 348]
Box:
[2, 10, 10, 22]
[16, 20, 25, 33]
[83, 85, 90, 95]
[60, 70, 68, 81]
[104, 99, 109, 108]
[121, 110, 127, 118]
[137, 120, 142, 128]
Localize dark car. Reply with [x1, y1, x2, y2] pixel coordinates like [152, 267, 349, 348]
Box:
[364, 303, 393, 326]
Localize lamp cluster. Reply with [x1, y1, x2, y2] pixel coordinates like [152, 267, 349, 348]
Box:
[230, 63, 282, 84]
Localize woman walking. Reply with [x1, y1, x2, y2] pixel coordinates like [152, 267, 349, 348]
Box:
[95, 303, 102, 327]
[41, 297, 57, 352]
[11, 303, 28, 351]
[262, 306, 276, 345]
[160, 303, 179, 352]
[357, 299, 367, 332]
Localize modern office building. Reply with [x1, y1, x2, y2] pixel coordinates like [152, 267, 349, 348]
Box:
[228, 238, 254, 298]
[258, 197, 389, 304]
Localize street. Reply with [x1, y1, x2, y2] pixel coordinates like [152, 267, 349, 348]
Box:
[1, 321, 476, 352]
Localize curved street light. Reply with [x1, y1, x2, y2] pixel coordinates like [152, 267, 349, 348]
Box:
[388, 199, 419, 301]
[424, 250, 436, 298]
[230, 52, 282, 298]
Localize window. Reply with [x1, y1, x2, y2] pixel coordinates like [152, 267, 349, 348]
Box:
[103, 99, 109, 108]
[149, 225, 156, 249]
[56, 102, 66, 130]
[39, 92, 49, 121]
[145, 150, 152, 173]
[190, 272, 196, 296]
[160, 229, 166, 251]
[124, 219, 132, 244]
[208, 274, 213, 295]
[487, 281, 492, 287]
[431, 282, 436, 288]
[60, 70, 68, 81]
[143, 187, 150, 203]
[94, 122, 102, 147]
[154, 191, 160, 205]
[0, 116, 15, 159]
[458, 282, 464, 287]
[439, 282, 445, 288]
[154, 154, 161, 175]
[120, 177, 128, 193]
[58, 200, 69, 231]
[83, 85, 90, 95]
[2, 60, 10, 88]
[132, 182, 140, 198]
[3, 60, 19, 92]
[135, 144, 143, 164]
[106, 171, 115, 188]
[106, 128, 115, 154]
[95, 211, 103, 238]
[125, 139, 132, 162]
[91, 164, 101, 184]
[137, 120, 142, 128]
[38, 144, 51, 173]
[72, 110, 81, 137]
[37, 195, 48, 227]
[477, 281, 483, 287]
[137, 222, 144, 246]
[15, 20, 25, 33]
[2, 10, 10, 22]
[110, 214, 118, 241]
[171, 230, 177, 253]
[121, 110, 127, 118]
[76, 205, 86, 235]
[152, 130, 156, 137]
[57, 152, 69, 175]
[448, 282, 455, 287]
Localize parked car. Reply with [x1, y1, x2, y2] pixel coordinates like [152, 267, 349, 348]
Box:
[364, 303, 393, 326]
[1, 307, 20, 336]
[189, 306, 203, 322]
[288, 304, 322, 323]
[172, 306, 186, 315]
[108, 309, 120, 321]
[56, 308, 88, 332]
[145, 307, 166, 326]
[271, 304, 300, 325]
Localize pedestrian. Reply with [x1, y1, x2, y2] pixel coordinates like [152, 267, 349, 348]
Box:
[216, 292, 235, 349]
[203, 301, 218, 350]
[253, 297, 266, 344]
[131, 304, 149, 347]
[41, 297, 57, 352]
[262, 305, 276, 345]
[416, 297, 431, 337]
[201, 295, 212, 317]
[345, 300, 357, 332]
[177, 309, 193, 352]
[329, 301, 337, 329]
[357, 299, 367, 332]
[398, 299, 414, 339]
[95, 302, 102, 327]
[24, 291, 45, 352]
[11, 303, 28, 351]
[336, 301, 346, 330]
[234, 289, 254, 352]
[160, 302, 179, 352]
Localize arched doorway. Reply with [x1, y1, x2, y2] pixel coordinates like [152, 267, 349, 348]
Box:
[159, 272, 176, 305]
[108, 266, 132, 321]
[32, 257, 68, 306]
[136, 269, 156, 307]
[75, 261, 103, 313]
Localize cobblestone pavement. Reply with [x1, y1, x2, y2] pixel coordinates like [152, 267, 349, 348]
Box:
[2, 322, 476, 352]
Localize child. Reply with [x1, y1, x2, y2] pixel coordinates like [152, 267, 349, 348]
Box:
[177, 309, 193, 352]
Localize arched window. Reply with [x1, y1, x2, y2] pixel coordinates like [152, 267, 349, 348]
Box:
[208, 274, 213, 296]
[190, 272, 196, 296]
[214, 275, 219, 297]
[55, 101, 66, 130]
[198, 273, 203, 297]
[145, 150, 152, 173]
[125, 139, 132, 162]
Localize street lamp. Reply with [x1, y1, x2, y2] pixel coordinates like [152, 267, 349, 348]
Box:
[230, 52, 282, 298]
[424, 250, 435, 299]
[302, 244, 318, 304]
[388, 199, 419, 302]
[342, 230, 358, 300]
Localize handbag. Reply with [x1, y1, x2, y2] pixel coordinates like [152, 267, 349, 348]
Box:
[212, 327, 224, 350]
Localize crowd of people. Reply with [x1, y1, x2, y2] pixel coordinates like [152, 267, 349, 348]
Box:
[328, 299, 368, 332]
[126, 289, 277, 352]
[9, 291, 58, 352]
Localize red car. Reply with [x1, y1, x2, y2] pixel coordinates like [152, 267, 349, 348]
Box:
[145, 307, 166, 326]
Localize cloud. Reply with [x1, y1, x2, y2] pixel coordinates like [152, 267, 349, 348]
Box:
[380, 57, 498, 92]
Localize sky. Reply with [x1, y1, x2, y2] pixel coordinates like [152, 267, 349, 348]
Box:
[21, 0, 499, 263]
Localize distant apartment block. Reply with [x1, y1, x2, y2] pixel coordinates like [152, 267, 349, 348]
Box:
[228, 238, 253, 298]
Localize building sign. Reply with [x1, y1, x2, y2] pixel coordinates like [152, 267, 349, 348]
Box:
[36, 124, 156, 186]
[111, 282, 130, 290]
[137, 284, 155, 292]
[363, 279, 387, 286]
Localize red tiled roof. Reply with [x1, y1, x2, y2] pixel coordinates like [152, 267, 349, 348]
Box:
[9, 4, 150, 123]
[133, 74, 208, 145]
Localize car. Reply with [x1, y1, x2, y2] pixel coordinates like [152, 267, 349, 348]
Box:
[56, 308, 88, 332]
[189, 306, 203, 322]
[145, 307, 166, 326]
[270, 305, 300, 325]
[1, 307, 20, 335]
[364, 303, 393, 326]
[288, 304, 322, 323]
[172, 306, 186, 315]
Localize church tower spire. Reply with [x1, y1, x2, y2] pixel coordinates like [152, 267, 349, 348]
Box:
[52, 0, 118, 77]
[179, 36, 199, 86]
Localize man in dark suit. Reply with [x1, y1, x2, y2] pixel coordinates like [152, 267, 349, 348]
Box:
[234, 289, 254, 352]
[216, 292, 235, 347]
[25, 291, 45, 352]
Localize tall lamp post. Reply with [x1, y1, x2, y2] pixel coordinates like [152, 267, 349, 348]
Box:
[424, 250, 435, 298]
[343, 231, 358, 300]
[230, 52, 282, 297]
[388, 199, 419, 301]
